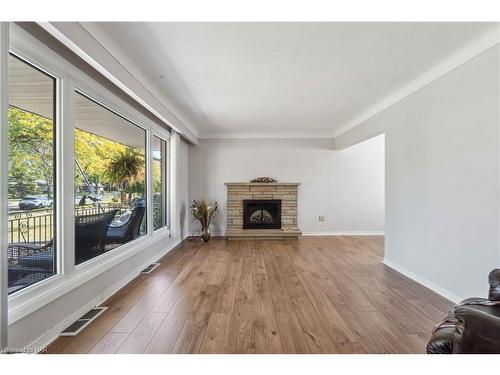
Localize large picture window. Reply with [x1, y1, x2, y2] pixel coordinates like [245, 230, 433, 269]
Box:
[4, 30, 173, 310]
[74, 92, 147, 265]
[152, 136, 167, 231]
[7, 54, 57, 294]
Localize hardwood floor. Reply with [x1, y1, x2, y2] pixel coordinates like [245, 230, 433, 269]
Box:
[47, 236, 452, 354]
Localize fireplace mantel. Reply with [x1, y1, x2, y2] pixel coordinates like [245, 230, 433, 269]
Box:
[225, 182, 300, 186]
[225, 182, 301, 240]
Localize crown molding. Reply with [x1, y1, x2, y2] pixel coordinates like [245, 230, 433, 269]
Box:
[37, 22, 199, 144]
[199, 130, 335, 139]
[333, 25, 500, 138]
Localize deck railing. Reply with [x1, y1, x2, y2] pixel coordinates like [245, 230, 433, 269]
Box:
[7, 204, 125, 245]
[7, 202, 146, 293]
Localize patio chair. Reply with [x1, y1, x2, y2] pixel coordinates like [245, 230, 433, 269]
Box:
[105, 205, 146, 246]
[75, 209, 119, 264]
[8, 241, 55, 290]
[8, 210, 119, 288]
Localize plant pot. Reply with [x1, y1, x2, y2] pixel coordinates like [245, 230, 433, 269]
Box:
[200, 227, 211, 242]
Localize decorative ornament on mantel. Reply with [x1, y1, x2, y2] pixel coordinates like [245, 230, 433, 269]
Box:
[250, 177, 277, 183]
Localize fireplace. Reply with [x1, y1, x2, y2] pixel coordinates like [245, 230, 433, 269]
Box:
[225, 183, 300, 239]
[243, 199, 281, 229]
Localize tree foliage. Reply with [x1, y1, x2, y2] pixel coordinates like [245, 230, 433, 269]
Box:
[74, 127, 129, 187]
[9, 107, 147, 201]
[8, 107, 54, 198]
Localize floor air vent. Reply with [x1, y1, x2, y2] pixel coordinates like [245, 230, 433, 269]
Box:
[140, 262, 161, 274]
[60, 307, 107, 336]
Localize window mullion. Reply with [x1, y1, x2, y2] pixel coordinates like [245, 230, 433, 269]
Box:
[161, 139, 167, 229]
[146, 130, 153, 235]
[0, 22, 10, 349]
[166, 137, 171, 230]
[60, 77, 75, 275]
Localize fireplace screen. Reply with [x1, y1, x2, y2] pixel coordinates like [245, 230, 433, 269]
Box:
[243, 200, 281, 229]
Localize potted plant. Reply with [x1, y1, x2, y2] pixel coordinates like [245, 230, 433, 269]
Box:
[105, 147, 144, 205]
[191, 199, 218, 242]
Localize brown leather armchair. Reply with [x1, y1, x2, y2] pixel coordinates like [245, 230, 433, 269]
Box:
[427, 269, 500, 353]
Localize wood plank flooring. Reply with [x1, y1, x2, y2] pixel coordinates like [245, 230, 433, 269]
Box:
[46, 236, 452, 354]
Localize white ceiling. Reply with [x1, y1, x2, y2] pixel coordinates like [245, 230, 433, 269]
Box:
[80, 22, 497, 138]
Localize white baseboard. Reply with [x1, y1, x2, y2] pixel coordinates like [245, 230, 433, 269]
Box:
[383, 257, 463, 304]
[303, 231, 385, 236]
[26, 236, 184, 352]
[210, 230, 385, 237]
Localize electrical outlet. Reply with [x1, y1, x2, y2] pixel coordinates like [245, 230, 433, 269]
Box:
[319, 216, 325, 222]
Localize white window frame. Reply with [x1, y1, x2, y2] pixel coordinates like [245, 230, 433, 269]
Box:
[7, 42, 67, 306]
[71, 85, 152, 270]
[0, 22, 10, 348]
[151, 130, 170, 234]
[7, 23, 171, 324]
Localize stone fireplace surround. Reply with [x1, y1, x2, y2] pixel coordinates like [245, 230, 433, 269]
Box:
[225, 182, 301, 240]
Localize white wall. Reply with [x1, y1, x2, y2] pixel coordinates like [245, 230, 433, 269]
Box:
[188, 136, 385, 235]
[336, 45, 500, 301]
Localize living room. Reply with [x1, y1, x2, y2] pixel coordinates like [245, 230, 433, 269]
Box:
[1, 1, 500, 373]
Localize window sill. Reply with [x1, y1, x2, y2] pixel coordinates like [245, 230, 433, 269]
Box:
[8, 228, 171, 324]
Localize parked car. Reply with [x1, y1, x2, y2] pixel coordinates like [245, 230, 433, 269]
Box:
[18, 196, 52, 210]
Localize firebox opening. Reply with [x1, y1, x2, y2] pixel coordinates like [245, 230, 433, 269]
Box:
[243, 200, 281, 229]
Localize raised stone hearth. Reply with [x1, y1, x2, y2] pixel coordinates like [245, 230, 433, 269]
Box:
[225, 182, 301, 240]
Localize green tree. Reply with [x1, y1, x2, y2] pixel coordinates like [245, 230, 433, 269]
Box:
[8, 107, 54, 199]
[8, 107, 146, 204]
[9, 168, 37, 198]
[74, 127, 128, 193]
